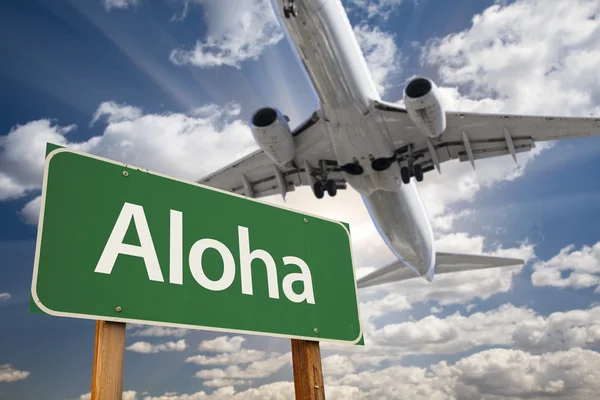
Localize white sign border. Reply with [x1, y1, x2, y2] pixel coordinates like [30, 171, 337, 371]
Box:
[31, 146, 364, 345]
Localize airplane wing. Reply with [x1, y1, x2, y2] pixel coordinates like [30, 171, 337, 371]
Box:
[356, 252, 523, 289]
[372, 100, 600, 174]
[198, 111, 345, 198]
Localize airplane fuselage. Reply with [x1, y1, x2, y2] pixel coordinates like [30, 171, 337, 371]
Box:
[271, 0, 436, 278]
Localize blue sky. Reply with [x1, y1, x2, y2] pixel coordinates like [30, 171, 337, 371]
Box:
[2, 0, 600, 399]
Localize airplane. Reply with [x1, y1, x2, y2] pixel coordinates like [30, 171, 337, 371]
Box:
[198, 0, 600, 289]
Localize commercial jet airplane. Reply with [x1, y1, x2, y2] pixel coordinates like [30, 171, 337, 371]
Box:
[199, 0, 600, 289]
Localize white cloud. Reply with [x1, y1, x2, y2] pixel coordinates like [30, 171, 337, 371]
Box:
[131, 326, 189, 338]
[194, 352, 291, 380]
[143, 382, 294, 400]
[126, 339, 188, 354]
[0, 293, 11, 301]
[0, 364, 30, 383]
[417, 142, 552, 235]
[353, 25, 400, 96]
[327, 304, 600, 368]
[204, 379, 250, 388]
[0, 120, 73, 200]
[91, 101, 143, 125]
[186, 349, 266, 366]
[0, 102, 255, 223]
[430, 305, 442, 314]
[407, 0, 600, 237]
[422, 0, 600, 117]
[108, 347, 600, 399]
[103, 0, 139, 12]
[360, 292, 411, 323]
[77, 391, 137, 400]
[198, 336, 246, 353]
[347, 0, 403, 20]
[19, 195, 41, 225]
[364, 238, 536, 307]
[170, 0, 283, 69]
[329, 347, 600, 400]
[323, 354, 357, 377]
[532, 242, 600, 291]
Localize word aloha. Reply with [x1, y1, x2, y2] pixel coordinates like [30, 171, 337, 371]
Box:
[94, 202, 316, 304]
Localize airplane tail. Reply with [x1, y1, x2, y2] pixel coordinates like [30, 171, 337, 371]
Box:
[356, 252, 523, 289]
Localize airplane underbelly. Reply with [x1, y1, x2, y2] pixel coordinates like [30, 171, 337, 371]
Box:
[274, 0, 379, 113]
[362, 183, 435, 277]
[272, 0, 400, 193]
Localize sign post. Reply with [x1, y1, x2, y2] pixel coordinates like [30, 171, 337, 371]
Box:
[291, 339, 325, 399]
[91, 321, 126, 400]
[31, 146, 363, 398]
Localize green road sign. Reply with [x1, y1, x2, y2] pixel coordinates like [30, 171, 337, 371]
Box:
[31, 147, 362, 344]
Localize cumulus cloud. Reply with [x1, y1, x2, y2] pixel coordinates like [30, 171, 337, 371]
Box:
[0, 292, 11, 301]
[0, 101, 254, 223]
[19, 195, 41, 225]
[329, 347, 600, 400]
[142, 382, 294, 400]
[126, 339, 188, 354]
[366, 238, 536, 308]
[353, 25, 401, 95]
[170, 0, 282, 69]
[130, 326, 189, 338]
[186, 349, 266, 366]
[103, 0, 139, 12]
[422, 0, 600, 117]
[323, 354, 358, 377]
[532, 242, 600, 291]
[198, 336, 246, 353]
[203, 379, 250, 388]
[370, 304, 600, 355]
[194, 352, 291, 380]
[91, 101, 143, 125]
[347, 0, 404, 20]
[77, 391, 137, 400]
[0, 120, 73, 200]
[90, 347, 600, 399]
[0, 364, 30, 383]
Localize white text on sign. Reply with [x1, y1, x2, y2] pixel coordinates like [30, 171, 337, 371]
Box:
[94, 202, 316, 304]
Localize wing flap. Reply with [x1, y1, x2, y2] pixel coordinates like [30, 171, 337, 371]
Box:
[373, 104, 600, 175]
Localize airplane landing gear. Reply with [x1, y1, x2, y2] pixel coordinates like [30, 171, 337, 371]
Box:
[414, 164, 424, 182]
[398, 144, 424, 184]
[313, 181, 324, 199]
[401, 164, 424, 184]
[312, 179, 337, 199]
[326, 180, 337, 197]
[284, 1, 297, 18]
[308, 160, 345, 199]
[401, 167, 410, 184]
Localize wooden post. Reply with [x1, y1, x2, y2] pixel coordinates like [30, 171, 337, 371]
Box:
[91, 321, 126, 400]
[291, 339, 325, 400]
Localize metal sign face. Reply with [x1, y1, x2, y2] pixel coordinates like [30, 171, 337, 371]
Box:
[31, 148, 362, 344]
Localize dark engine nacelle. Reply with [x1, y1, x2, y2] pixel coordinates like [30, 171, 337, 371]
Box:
[251, 107, 296, 167]
[403, 77, 446, 138]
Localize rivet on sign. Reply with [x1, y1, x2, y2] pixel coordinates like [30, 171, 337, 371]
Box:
[115, 306, 122, 312]
[123, 171, 129, 177]
[314, 328, 318, 334]
[304, 218, 308, 223]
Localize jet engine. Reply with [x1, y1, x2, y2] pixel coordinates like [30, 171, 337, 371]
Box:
[403, 77, 446, 138]
[250, 107, 296, 167]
